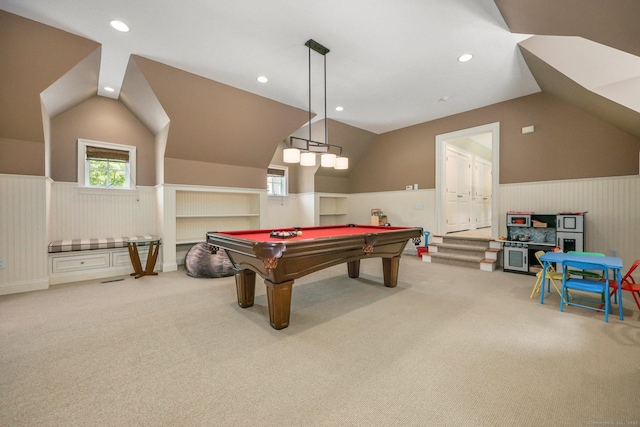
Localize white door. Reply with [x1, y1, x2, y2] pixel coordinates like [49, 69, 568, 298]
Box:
[445, 147, 471, 233]
[474, 158, 492, 228]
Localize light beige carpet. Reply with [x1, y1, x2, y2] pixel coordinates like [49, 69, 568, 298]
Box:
[1, 256, 639, 426]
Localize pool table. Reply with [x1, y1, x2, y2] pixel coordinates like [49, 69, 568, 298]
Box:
[206, 224, 423, 329]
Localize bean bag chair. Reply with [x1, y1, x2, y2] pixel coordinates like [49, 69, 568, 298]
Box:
[184, 242, 235, 278]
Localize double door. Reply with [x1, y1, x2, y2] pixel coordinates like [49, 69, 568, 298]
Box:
[445, 148, 471, 233]
[445, 147, 492, 233]
[474, 158, 492, 228]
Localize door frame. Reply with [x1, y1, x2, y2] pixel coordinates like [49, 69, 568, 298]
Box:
[435, 122, 500, 239]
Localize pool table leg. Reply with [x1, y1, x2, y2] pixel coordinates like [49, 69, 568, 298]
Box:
[382, 256, 400, 288]
[264, 279, 294, 330]
[347, 260, 360, 278]
[235, 269, 256, 308]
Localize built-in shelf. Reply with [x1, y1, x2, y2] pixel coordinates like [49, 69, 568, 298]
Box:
[176, 239, 206, 245]
[176, 214, 260, 218]
[175, 189, 261, 246]
[317, 194, 348, 226]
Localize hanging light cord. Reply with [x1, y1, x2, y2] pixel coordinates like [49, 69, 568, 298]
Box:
[324, 52, 327, 145]
[308, 44, 312, 142]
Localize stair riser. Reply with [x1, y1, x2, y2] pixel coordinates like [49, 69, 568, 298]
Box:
[430, 256, 481, 269]
[440, 239, 489, 248]
[436, 247, 486, 257]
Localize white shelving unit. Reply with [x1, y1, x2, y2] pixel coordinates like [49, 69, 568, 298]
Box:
[160, 184, 266, 269]
[317, 194, 348, 226]
[175, 190, 261, 244]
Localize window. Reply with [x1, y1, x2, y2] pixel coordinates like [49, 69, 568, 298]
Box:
[267, 166, 287, 196]
[77, 139, 136, 190]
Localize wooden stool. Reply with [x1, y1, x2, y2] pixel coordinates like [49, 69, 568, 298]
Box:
[127, 238, 161, 279]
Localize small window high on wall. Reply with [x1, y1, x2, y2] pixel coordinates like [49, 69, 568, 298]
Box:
[77, 139, 136, 190]
[267, 166, 287, 196]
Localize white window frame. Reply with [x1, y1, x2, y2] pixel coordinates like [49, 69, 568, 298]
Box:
[77, 139, 137, 193]
[267, 165, 288, 197]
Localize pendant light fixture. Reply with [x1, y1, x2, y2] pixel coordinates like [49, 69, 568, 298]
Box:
[283, 39, 348, 169]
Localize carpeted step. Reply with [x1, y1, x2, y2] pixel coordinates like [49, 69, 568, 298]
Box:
[430, 242, 487, 257]
[428, 252, 484, 269]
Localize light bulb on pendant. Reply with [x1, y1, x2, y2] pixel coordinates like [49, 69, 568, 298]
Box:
[283, 148, 301, 163]
[300, 152, 316, 166]
[334, 156, 348, 170]
[321, 153, 336, 167]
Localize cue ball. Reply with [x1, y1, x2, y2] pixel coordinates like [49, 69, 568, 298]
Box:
[297, 231, 303, 236]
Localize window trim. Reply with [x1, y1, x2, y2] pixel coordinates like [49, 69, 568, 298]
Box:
[267, 165, 288, 197]
[77, 139, 137, 191]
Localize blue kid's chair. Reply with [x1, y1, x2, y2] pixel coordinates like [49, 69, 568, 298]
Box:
[560, 259, 611, 322]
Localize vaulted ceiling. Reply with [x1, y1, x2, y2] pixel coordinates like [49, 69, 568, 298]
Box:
[495, 0, 640, 138]
[1, 0, 639, 148]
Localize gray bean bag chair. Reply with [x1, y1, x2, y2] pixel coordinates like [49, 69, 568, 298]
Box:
[184, 242, 235, 278]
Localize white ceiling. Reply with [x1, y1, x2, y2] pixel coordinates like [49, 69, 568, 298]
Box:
[0, 0, 541, 134]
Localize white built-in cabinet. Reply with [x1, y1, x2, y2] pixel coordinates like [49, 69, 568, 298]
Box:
[175, 190, 261, 244]
[48, 246, 151, 285]
[160, 185, 266, 268]
[317, 194, 348, 226]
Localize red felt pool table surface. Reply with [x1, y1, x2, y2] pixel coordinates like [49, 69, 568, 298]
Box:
[206, 224, 423, 330]
[219, 224, 411, 242]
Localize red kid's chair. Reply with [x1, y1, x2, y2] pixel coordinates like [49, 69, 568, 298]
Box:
[608, 259, 640, 310]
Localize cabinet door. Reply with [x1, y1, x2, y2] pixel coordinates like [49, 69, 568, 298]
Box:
[51, 253, 110, 274]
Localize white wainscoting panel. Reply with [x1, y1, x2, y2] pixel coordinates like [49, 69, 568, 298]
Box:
[49, 182, 158, 241]
[158, 184, 177, 271]
[345, 189, 436, 244]
[499, 175, 640, 268]
[266, 195, 299, 229]
[0, 174, 49, 295]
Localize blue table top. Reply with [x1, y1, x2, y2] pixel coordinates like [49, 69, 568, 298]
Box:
[540, 251, 623, 269]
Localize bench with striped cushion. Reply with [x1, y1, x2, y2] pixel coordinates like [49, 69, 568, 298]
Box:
[48, 236, 159, 253]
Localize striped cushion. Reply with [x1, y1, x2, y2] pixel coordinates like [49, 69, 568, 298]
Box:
[48, 235, 159, 253]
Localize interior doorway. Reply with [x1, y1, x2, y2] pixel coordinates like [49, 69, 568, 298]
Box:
[435, 122, 500, 239]
[444, 145, 472, 233]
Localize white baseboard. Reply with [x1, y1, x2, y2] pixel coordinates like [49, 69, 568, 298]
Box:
[163, 262, 178, 272]
[0, 278, 50, 296]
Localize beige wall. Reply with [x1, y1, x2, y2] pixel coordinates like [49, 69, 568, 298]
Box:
[349, 92, 640, 193]
[50, 97, 156, 186]
[315, 175, 349, 194]
[0, 11, 99, 144]
[164, 158, 266, 189]
[132, 56, 309, 172]
[0, 137, 45, 176]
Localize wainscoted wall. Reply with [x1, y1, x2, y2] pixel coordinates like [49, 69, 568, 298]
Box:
[266, 195, 299, 229]
[344, 176, 640, 268]
[2, 173, 637, 295]
[499, 175, 640, 268]
[345, 189, 437, 244]
[49, 182, 158, 241]
[0, 174, 49, 295]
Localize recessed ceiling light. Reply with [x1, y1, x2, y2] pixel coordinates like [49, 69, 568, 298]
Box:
[458, 53, 473, 62]
[104, 86, 115, 92]
[110, 20, 130, 32]
[257, 76, 268, 83]
[335, 106, 344, 111]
